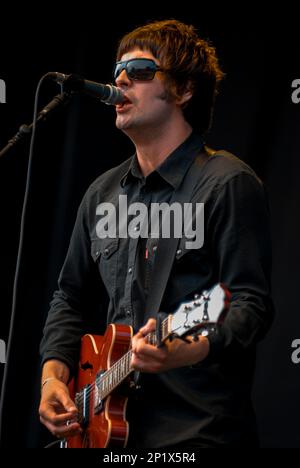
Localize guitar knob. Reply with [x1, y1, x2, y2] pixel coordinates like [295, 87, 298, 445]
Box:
[192, 334, 199, 342]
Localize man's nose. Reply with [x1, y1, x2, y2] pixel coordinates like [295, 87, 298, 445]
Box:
[115, 69, 131, 87]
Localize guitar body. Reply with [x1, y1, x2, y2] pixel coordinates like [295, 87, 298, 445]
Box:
[67, 323, 133, 448]
[62, 283, 230, 449]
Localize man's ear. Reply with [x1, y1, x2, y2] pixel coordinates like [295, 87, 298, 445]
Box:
[175, 82, 193, 106]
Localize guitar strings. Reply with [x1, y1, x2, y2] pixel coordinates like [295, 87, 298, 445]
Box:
[73, 328, 158, 408]
[73, 293, 209, 409]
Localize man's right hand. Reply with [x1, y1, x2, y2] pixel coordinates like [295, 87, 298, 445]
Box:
[39, 360, 82, 439]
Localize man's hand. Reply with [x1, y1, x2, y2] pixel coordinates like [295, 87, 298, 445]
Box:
[131, 318, 210, 373]
[39, 360, 82, 439]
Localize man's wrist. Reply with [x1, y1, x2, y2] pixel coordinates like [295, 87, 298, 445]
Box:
[41, 377, 62, 392]
[41, 359, 70, 388]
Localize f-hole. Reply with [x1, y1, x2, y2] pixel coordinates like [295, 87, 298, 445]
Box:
[81, 361, 93, 370]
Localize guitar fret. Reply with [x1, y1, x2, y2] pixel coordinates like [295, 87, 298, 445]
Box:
[162, 318, 168, 340]
[148, 332, 155, 346]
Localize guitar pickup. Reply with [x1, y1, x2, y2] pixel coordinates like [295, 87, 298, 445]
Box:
[75, 385, 90, 426]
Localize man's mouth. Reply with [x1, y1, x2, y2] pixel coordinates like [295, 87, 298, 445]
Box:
[116, 95, 133, 112]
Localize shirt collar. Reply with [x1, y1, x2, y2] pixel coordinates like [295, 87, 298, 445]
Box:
[120, 131, 204, 189]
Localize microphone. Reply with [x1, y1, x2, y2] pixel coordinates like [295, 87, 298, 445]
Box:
[46, 72, 125, 105]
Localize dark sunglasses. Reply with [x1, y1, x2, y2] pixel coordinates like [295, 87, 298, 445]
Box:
[114, 58, 163, 81]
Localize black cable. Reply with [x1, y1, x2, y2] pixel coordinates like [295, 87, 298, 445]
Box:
[0, 74, 71, 442]
[44, 440, 63, 448]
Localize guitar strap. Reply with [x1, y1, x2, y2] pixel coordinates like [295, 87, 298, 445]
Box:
[144, 145, 216, 324]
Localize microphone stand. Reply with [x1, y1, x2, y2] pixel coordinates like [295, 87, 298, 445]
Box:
[0, 83, 74, 441]
[0, 92, 73, 158]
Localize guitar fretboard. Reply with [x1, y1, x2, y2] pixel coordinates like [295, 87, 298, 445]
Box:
[75, 316, 170, 422]
[96, 315, 170, 400]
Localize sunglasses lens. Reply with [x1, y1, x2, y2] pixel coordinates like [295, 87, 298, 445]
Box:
[127, 59, 156, 80]
[114, 63, 124, 80]
[114, 59, 158, 81]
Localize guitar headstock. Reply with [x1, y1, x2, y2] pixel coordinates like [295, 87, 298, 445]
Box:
[169, 283, 230, 340]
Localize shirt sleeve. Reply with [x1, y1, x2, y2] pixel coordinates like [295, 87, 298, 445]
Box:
[40, 191, 101, 374]
[204, 171, 275, 361]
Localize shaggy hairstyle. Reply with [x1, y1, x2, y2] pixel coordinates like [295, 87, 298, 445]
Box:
[116, 19, 225, 136]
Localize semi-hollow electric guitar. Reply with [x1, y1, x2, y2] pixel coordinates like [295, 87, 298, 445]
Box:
[64, 283, 230, 448]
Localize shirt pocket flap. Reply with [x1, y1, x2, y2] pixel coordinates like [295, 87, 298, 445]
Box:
[91, 238, 119, 262]
[175, 236, 196, 260]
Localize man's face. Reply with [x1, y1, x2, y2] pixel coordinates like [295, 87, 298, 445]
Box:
[114, 49, 176, 136]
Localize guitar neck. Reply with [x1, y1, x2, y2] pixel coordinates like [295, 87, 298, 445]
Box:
[97, 316, 170, 400]
[75, 283, 228, 425]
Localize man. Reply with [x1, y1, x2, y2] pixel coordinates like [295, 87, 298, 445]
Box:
[39, 19, 274, 447]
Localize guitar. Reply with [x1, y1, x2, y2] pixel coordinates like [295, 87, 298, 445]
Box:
[64, 283, 230, 448]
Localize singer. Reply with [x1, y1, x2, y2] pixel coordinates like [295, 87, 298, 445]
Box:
[39, 19, 274, 448]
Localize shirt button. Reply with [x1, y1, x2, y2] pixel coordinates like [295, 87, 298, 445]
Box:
[126, 310, 131, 316]
[104, 248, 109, 255]
[176, 249, 182, 255]
[128, 267, 133, 274]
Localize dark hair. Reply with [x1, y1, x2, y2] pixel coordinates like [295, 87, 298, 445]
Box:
[116, 19, 225, 135]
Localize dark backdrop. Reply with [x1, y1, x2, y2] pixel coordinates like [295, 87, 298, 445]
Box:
[0, 9, 299, 448]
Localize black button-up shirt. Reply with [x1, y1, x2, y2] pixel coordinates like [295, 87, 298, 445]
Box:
[40, 131, 274, 447]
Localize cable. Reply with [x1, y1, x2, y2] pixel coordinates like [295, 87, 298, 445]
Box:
[0, 74, 67, 441]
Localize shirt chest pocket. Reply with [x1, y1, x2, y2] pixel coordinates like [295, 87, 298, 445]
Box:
[174, 236, 204, 273]
[91, 237, 119, 297]
[175, 237, 193, 261]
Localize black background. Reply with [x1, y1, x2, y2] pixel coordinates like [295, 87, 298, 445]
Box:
[0, 6, 299, 448]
